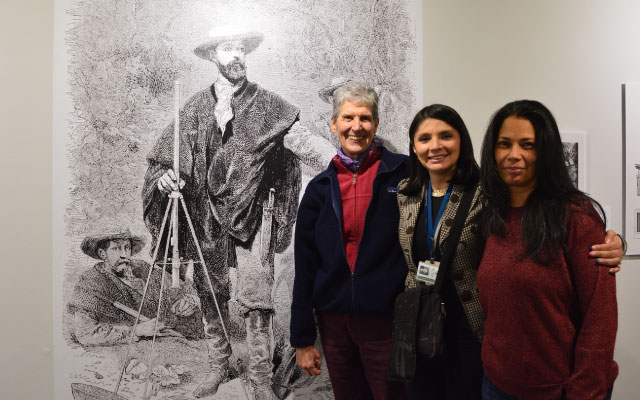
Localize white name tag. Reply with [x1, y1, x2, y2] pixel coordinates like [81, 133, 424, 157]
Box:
[416, 260, 440, 285]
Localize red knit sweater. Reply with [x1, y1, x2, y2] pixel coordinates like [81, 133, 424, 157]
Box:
[478, 205, 618, 400]
[333, 148, 381, 273]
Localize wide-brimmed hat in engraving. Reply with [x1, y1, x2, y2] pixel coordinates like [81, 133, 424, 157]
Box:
[81, 228, 146, 260]
[194, 25, 264, 61]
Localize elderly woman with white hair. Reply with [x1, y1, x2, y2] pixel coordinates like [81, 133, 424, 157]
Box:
[290, 82, 409, 399]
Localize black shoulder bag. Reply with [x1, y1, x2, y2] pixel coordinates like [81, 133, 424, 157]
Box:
[388, 182, 477, 382]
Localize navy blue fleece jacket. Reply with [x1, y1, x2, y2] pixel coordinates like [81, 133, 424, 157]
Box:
[290, 148, 409, 348]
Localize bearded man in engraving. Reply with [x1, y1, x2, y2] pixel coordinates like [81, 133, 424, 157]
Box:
[68, 229, 202, 346]
[142, 26, 333, 399]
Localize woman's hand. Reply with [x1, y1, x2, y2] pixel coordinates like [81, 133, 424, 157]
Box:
[296, 345, 322, 376]
[589, 230, 625, 274]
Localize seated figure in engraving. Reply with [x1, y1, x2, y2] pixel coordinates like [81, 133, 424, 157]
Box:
[68, 229, 202, 347]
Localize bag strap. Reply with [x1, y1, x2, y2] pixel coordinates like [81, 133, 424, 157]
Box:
[433, 181, 478, 293]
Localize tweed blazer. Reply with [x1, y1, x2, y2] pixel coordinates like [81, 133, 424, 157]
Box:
[397, 179, 485, 341]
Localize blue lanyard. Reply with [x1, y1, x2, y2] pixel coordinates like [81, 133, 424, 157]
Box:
[426, 181, 452, 261]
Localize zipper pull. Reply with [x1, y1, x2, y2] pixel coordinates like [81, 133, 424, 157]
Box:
[352, 173, 357, 184]
[441, 302, 446, 317]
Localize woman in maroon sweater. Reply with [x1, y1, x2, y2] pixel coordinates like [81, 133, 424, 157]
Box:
[477, 100, 618, 400]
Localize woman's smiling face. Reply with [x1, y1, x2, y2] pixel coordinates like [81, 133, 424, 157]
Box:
[412, 118, 461, 180]
[331, 101, 379, 159]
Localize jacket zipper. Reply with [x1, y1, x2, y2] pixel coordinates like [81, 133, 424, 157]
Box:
[330, 155, 402, 313]
[352, 171, 357, 311]
[351, 273, 356, 312]
[351, 165, 395, 312]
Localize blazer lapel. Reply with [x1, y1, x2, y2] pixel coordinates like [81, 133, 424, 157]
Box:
[436, 183, 465, 252]
[397, 183, 424, 271]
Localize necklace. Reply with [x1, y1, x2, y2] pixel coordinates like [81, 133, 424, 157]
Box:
[432, 187, 448, 197]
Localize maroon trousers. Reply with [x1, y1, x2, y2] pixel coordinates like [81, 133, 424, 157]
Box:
[317, 312, 406, 400]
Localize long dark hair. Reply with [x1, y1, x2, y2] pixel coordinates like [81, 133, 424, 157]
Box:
[480, 99, 604, 264]
[401, 104, 479, 196]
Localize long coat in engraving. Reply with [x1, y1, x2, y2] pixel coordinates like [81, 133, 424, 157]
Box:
[142, 80, 301, 306]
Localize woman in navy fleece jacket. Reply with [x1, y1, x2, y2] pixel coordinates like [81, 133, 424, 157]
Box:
[290, 82, 409, 400]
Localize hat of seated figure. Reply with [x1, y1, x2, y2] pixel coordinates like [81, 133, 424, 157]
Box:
[194, 25, 264, 61]
[81, 227, 146, 260]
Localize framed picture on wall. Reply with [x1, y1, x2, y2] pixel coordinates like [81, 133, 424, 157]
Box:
[623, 83, 640, 255]
[560, 131, 587, 192]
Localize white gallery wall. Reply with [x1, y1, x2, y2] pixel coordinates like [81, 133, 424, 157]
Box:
[0, 1, 54, 399]
[422, 1, 640, 398]
[1, 0, 639, 398]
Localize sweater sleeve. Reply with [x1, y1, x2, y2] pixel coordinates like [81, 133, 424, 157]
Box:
[564, 207, 618, 400]
[289, 184, 323, 348]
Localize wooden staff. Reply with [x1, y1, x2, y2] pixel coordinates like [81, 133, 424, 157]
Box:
[171, 81, 181, 288]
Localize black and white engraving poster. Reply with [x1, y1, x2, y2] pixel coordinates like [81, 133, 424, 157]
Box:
[53, 0, 422, 398]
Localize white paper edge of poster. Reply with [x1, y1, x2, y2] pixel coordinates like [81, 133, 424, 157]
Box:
[623, 82, 640, 255]
[52, 0, 75, 397]
[560, 130, 587, 192]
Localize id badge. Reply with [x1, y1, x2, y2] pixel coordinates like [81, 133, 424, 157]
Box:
[416, 260, 440, 285]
